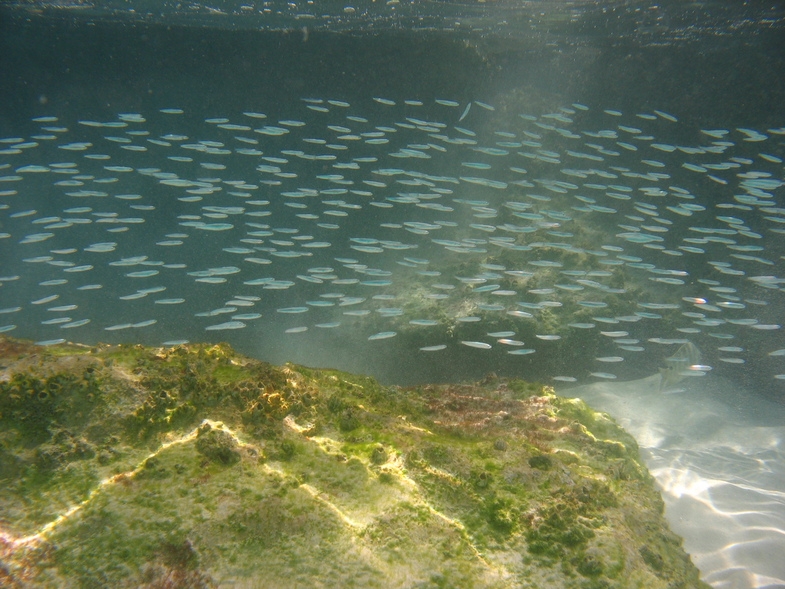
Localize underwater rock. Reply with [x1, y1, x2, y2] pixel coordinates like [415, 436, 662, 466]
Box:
[195, 425, 241, 466]
[0, 335, 709, 588]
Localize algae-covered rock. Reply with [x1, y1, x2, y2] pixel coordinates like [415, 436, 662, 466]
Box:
[0, 335, 710, 588]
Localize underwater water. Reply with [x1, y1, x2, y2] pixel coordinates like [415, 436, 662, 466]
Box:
[1, 1, 784, 586]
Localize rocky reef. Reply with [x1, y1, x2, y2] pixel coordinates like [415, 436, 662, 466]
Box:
[0, 335, 709, 588]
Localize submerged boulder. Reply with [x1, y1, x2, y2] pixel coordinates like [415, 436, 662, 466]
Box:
[0, 335, 709, 588]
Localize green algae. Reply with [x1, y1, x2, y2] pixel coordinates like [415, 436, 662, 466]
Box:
[0, 335, 710, 588]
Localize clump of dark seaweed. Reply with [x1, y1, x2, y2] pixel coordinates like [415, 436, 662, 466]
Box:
[524, 481, 616, 564]
[136, 538, 215, 589]
[194, 425, 240, 466]
[127, 343, 300, 438]
[0, 368, 101, 442]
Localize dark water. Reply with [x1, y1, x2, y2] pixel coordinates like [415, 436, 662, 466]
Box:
[2, 3, 785, 131]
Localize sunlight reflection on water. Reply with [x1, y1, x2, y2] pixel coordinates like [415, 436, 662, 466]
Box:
[568, 374, 785, 589]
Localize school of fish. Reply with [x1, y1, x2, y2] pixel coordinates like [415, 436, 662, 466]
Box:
[1, 96, 783, 385]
